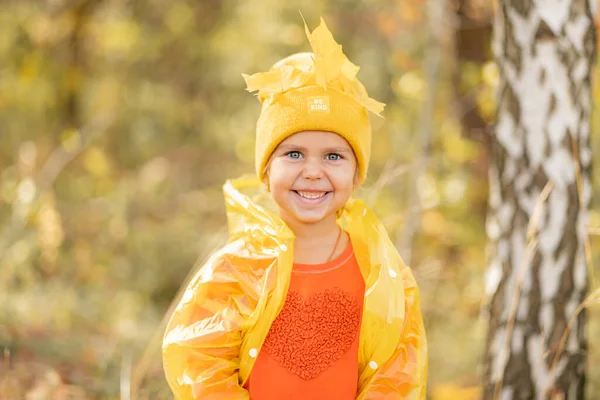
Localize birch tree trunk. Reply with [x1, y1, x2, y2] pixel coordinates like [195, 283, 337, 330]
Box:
[483, 1, 595, 399]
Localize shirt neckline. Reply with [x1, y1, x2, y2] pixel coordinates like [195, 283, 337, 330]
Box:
[292, 238, 354, 274]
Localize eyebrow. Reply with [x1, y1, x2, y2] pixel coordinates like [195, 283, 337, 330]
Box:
[278, 144, 351, 153]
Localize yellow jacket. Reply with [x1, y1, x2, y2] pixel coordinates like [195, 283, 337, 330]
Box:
[162, 175, 427, 399]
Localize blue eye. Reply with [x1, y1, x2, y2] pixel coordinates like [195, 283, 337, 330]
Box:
[326, 153, 342, 161]
[286, 151, 302, 159]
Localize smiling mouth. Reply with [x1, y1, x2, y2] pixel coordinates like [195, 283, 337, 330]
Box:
[293, 190, 330, 199]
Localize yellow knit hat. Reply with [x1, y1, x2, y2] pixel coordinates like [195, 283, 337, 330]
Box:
[243, 18, 385, 184]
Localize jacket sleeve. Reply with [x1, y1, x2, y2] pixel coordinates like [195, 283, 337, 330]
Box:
[358, 266, 428, 400]
[162, 253, 251, 400]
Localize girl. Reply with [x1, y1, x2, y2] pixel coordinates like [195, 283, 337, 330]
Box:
[162, 18, 427, 399]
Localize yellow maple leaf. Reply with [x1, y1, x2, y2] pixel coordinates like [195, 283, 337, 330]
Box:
[244, 15, 385, 117]
[242, 71, 283, 94]
[304, 17, 360, 88]
[353, 79, 385, 117]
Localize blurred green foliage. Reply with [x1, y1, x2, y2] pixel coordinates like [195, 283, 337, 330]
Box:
[0, 0, 599, 399]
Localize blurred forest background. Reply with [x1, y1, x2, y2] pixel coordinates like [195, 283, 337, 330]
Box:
[0, 0, 599, 399]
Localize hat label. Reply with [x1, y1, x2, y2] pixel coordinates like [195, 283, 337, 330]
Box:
[308, 96, 330, 115]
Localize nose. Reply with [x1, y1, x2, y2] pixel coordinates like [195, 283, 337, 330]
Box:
[302, 156, 324, 180]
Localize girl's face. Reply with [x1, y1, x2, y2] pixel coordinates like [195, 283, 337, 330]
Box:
[267, 130, 357, 227]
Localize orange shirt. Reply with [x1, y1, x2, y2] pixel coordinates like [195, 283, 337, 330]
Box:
[245, 238, 365, 400]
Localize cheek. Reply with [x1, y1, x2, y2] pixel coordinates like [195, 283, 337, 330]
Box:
[332, 165, 357, 191]
[268, 160, 296, 188]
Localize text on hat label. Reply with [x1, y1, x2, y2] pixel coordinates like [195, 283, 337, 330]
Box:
[307, 96, 331, 115]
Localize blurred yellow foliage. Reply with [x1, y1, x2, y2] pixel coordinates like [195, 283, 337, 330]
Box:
[397, 71, 425, 99]
[482, 61, 499, 87]
[61, 129, 82, 152]
[166, 4, 194, 35]
[441, 123, 478, 163]
[83, 147, 111, 177]
[96, 19, 140, 54]
[432, 383, 481, 400]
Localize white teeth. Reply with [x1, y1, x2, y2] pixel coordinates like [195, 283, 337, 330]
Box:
[297, 191, 326, 199]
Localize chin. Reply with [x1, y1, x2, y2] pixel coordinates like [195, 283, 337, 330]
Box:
[282, 207, 331, 225]
[295, 215, 328, 224]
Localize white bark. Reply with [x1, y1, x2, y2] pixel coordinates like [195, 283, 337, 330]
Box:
[484, 0, 595, 398]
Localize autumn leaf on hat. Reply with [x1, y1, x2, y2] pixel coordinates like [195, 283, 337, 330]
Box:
[242, 62, 314, 103]
[243, 17, 385, 117]
[304, 17, 359, 86]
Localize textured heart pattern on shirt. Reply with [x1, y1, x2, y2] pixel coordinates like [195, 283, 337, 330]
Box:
[263, 287, 361, 380]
